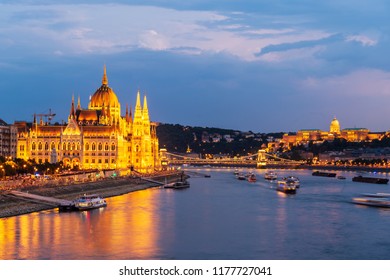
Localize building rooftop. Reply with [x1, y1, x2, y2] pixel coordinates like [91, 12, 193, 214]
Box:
[0, 118, 8, 126]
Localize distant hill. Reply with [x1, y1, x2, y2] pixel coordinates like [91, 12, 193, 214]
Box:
[156, 123, 284, 156]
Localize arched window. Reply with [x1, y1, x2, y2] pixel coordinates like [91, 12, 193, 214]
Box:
[92, 143, 96, 151]
[111, 143, 116, 151]
[62, 143, 66, 150]
[67, 142, 71, 150]
[32, 142, 36, 150]
[45, 142, 49, 151]
[72, 143, 75, 151]
[77, 142, 80, 150]
[98, 143, 103, 151]
[85, 143, 90, 150]
[51, 142, 55, 150]
[105, 143, 109, 151]
[38, 142, 42, 150]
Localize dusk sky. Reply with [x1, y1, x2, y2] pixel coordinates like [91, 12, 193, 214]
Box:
[1, 0, 390, 132]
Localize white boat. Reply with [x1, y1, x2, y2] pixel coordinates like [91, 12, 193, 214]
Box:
[276, 180, 297, 194]
[164, 180, 190, 189]
[264, 171, 277, 180]
[352, 197, 390, 208]
[73, 194, 107, 210]
[284, 176, 300, 188]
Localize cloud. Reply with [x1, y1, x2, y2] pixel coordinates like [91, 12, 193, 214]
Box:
[0, 3, 351, 62]
[300, 68, 390, 97]
[346, 34, 378, 46]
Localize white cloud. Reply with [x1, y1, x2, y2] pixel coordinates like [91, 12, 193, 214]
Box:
[138, 30, 170, 50]
[346, 34, 378, 46]
[0, 3, 337, 62]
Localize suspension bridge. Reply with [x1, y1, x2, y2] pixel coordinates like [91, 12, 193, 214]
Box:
[160, 149, 304, 168]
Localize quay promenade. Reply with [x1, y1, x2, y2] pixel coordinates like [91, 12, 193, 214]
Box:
[0, 170, 184, 218]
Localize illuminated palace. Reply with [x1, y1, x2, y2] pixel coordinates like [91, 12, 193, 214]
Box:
[16, 67, 160, 173]
[278, 117, 384, 151]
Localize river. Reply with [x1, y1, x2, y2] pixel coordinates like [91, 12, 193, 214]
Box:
[1, 167, 390, 260]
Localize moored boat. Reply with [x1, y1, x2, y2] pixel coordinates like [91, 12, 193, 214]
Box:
[247, 174, 257, 182]
[264, 171, 277, 180]
[352, 176, 389, 184]
[312, 171, 337, 177]
[164, 180, 190, 189]
[237, 173, 246, 180]
[276, 180, 297, 194]
[73, 194, 107, 211]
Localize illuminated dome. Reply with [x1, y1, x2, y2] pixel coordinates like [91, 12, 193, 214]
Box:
[329, 117, 340, 134]
[88, 66, 120, 109]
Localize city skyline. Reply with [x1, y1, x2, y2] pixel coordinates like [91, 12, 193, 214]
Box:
[1, 1, 390, 132]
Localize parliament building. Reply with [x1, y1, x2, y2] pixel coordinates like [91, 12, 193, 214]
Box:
[15, 66, 161, 173]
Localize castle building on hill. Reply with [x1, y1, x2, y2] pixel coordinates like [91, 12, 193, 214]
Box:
[16, 66, 161, 173]
[279, 117, 385, 152]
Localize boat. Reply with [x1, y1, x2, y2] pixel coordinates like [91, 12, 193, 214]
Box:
[73, 194, 107, 211]
[276, 180, 297, 194]
[264, 171, 277, 180]
[163, 180, 190, 189]
[352, 197, 390, 208]
[237, 173, 246, 180]
[352, 176, 389, 184]
[284, 176, 300, 188]
[337, 175, 346, 180]
[312, 171, 337, 177]
[361, 193, 390, 198]
[247, 174, 257, 182]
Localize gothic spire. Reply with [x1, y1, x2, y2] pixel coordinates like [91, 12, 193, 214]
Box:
[77, 96, 81, 110]
[142, 95, 150, 123]
[70, 95, 75, 119]
[102, 64, 108, 85]
[134, 89, 143, 124]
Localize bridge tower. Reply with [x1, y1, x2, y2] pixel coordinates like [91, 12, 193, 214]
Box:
[257, 149, 267, 168]
[160, 148, 169, 170]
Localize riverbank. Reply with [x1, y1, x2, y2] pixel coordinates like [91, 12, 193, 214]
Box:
[0, 171, 184, 219]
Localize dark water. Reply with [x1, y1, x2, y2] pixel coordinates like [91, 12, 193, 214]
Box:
[1, 168, 390, 260]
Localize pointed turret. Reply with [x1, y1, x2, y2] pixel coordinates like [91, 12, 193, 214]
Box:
[125, 104, 130, 122]
[142, 95, 150, 123]
[69, 95, 76, 119]
[133, 90, 143, 122]
[77, 96, 81, 110]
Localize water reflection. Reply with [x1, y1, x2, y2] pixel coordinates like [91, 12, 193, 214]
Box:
[2, 169, 390, 259]
[0, 188, 164, 259]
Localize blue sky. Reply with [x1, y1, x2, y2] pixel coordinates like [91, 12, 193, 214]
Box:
[1, 0, 390, 132]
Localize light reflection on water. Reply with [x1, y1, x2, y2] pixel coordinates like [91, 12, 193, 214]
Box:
[1, 168, 390, 260]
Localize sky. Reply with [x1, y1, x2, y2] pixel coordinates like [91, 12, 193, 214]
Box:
[1, 0, 390, 133]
